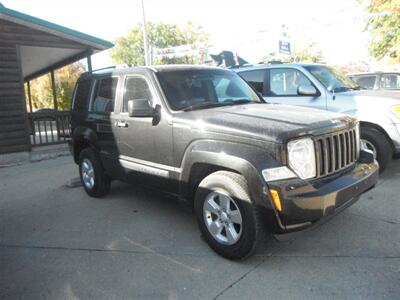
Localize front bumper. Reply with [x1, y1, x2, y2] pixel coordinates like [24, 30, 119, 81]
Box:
[268, 159, 379, 233]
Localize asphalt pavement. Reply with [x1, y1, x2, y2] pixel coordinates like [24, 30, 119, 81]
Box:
[0, 156, 399, 299]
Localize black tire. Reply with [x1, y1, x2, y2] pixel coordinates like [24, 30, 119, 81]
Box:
[78, 148, 111, 197]
[194, 171, 267, 260]
[361, 126, 392, 173]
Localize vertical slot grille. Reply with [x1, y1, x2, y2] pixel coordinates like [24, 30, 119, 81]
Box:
[315, 127, 358, 178]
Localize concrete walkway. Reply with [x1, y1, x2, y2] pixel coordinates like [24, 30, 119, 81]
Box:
[0, 156, 399, 299]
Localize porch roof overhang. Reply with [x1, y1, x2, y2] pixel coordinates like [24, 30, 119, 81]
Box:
[0, 3, 114, 81]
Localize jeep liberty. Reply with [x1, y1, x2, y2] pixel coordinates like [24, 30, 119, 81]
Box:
[70, 65, 378, 260]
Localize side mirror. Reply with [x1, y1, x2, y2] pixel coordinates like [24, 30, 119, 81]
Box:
[128, 99, 154, 117]
[298, 85, 318, 96]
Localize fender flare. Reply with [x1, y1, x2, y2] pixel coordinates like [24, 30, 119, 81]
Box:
[71, 126, 99, 163]
[178, 139, 281, 209]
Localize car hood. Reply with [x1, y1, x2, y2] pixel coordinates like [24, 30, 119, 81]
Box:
[337, 90, 400, 104]
[173, 103, 356, 143]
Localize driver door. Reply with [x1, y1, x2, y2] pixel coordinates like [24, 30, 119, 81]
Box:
[266, 68, 326, 110]
[113, 74, 174, 184]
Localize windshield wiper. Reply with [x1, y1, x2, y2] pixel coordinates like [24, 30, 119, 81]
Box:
[222, 99, 256, 104]
[182, 99, 256, 112]
[182, 102, 227, 111]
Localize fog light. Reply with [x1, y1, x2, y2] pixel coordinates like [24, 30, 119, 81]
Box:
[270, 189, 282, 212]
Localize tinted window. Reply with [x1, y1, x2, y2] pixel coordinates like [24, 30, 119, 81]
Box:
[353, 76, 376, 89]
[123, 77, 153, 112]
[269, 69, 312, 96]
[380, 74, 400, 89]
[239, 70, 265, 94]
[92, 77, 118, 114]
[157, 69, 261, 110]
[73, 80, 91, 111]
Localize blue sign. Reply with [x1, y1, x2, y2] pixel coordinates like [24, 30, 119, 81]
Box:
[279, 41, 291, 55]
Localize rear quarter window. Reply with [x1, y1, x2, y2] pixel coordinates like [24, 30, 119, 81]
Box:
[239, 69, 265, 94]
[91, 77, 119, 114]
[72, 80, 92, 111]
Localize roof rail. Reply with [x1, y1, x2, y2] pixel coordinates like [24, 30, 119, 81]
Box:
[91, 65, 116, 73]
[84, 64, 132, 75]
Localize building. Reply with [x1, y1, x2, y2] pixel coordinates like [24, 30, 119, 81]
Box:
[0, 3, 113, 164]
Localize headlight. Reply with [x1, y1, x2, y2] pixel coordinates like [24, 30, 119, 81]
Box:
[391, 105, 400, 120]
[287, 138, 316, 179]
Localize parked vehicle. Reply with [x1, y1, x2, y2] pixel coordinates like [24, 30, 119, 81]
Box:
[235, 63, 400, 172]
[348, 72, 400, 91]
[70, 65, 378, 260]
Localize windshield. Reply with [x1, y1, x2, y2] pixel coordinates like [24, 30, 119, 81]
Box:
[305, 65, 360, 92]
[156, 69, 262, 111]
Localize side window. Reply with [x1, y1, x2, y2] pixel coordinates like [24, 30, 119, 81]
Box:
[380, 74, 400, 89]
[269, 69, 312, 96]
[72, 80, 91, 111]
[354, 76, 376, 89]
[123, 77, 153, 112]
[91, 77, 118, 114]
[239, 70, 265, 94]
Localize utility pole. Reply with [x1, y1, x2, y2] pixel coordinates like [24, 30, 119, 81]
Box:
[141, 0, 150, 65]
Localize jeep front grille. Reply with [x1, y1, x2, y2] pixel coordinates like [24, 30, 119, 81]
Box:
[315, 128, 359, 178]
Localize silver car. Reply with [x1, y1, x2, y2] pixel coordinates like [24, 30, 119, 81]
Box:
[348, 72, 400, 91]
[235, 63, 400, 172]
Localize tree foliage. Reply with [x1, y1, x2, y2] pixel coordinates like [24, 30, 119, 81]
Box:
[262, 44, 324, 64]
[363, 0, 400, 63]
[28, 62, 85, 111]
[288, 46, 324, 63]
[111, 21, 209, 65]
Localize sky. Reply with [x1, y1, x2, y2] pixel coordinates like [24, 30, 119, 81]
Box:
[2, 0, 372, 69]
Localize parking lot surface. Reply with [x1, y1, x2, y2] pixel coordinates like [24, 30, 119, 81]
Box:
[0, 156, 399, 299]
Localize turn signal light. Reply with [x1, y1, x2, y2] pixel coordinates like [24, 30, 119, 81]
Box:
[270, 189, 282, 212]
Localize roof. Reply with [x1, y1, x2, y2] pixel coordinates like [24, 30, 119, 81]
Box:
[235, 62, 324, 72]
[0, 2, 113, 50]
[349, 72, 400, 76]
[78, 64, 233, 81]
[151, 64, 226, 72]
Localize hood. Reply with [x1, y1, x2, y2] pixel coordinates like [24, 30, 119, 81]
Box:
[336, 90, 400, 104]
[173, 103, 356, 143]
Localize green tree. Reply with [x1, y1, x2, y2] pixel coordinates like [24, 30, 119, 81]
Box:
[261, 44, 324, 64]
[363, 0, 400, 63]
[111, 21, 209, 65]
[28, 62, 85, 111]
[288, 45, 324, 63]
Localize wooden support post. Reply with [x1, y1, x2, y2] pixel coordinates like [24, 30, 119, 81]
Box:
[50, 70, 58, 111]
[87, 54, 92, 72]
[27, 80, 33, 113]
[50, 70, 60, 140]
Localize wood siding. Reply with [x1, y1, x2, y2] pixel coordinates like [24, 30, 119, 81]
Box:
[0, 43, 30, 154]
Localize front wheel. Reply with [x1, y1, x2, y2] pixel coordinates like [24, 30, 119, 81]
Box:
[194, 171, 266, 260]
[78, 148, 111, 197]
[360, 127, 392, 173]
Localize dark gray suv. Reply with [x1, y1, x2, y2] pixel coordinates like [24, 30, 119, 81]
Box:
[70, 65, 378, 259]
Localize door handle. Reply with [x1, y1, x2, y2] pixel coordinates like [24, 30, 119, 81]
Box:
[115, 121, 128, 128]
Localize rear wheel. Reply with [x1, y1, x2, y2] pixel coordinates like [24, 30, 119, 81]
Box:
[360, 126, 392, 173]
[194, 171, 267, 260]
[78, 148, 110, 197]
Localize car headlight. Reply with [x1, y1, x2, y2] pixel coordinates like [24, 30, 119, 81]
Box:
[287, 138, 316, 179]
[391, 105, 400, 120]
